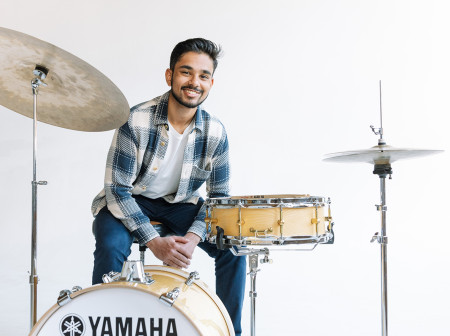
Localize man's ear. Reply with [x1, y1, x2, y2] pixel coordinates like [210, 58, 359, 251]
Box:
[165, 68, 172, 86]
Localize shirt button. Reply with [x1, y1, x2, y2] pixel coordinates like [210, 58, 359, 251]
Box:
[153, 167, 158, 171]
[142, 185, 147, 190]
[161, 141, 165, 146]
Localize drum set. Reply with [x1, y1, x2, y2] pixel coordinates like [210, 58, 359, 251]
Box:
[0, 27, 442, 336]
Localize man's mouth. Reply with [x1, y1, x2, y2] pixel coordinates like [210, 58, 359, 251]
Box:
[182, 86, 203, 97]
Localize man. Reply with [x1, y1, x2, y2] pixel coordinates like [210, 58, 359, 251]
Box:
[91, 38, 246, 335]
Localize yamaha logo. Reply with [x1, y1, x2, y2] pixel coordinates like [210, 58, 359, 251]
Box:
[59, 314, 85, 336]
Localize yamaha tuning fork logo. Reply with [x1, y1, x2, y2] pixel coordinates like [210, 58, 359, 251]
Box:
[60, 314, 86, 336]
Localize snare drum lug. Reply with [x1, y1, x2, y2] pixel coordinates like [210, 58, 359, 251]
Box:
[57, 289, 72, 306]
[159, 287, 181, 307]
[185, 271, 200, 286]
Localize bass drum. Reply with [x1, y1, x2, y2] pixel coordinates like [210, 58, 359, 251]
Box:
[29, 265, 234, 336]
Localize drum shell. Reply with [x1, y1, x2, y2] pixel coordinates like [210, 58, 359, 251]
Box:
[29, 265, 234, 336]
[209, 206, 326, 237]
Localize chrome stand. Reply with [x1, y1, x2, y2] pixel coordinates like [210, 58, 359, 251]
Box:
[231, 247, 272, 336]
[29, 66, 48, 329]
[371, 163, 391, 336]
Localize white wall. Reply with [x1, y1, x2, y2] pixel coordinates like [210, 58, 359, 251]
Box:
[1, 1, 449, 335]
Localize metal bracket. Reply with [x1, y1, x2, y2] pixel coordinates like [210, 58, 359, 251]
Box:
[249, 227, 273, 236]
[375, 204, 387, 212]
[102, 271, 121, 283]
[185, 271, 200, 286]
[159, 287, 181, 307]
[370, 232, 388, 244]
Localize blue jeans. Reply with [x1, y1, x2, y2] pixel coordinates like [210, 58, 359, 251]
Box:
[92, 195, 246, 335]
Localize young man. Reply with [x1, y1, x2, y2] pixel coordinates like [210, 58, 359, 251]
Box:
[91, 38, 246, 335]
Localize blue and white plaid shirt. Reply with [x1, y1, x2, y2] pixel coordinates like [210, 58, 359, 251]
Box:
[92, 91, 230, 244]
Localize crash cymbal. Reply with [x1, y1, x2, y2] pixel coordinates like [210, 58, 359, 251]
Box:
[323, 145, 443, 165]
[0, 27, 129, 132]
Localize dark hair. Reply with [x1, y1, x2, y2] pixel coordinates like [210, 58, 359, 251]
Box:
[170, 38, 222, 73]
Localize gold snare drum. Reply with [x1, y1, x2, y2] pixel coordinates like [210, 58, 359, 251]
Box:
[206, 194, 333, 246]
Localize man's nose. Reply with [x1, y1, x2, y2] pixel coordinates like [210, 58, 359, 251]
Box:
[189, 75, 200, 86]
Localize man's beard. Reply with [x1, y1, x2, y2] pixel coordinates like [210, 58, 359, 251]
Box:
[171, 85, 208, 109]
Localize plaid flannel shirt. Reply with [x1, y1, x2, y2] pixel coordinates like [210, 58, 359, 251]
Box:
[91, 91, 230, 244]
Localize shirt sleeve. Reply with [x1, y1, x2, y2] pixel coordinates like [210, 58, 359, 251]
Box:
[104, 120, 160, 245]
[187, 128, 230, 240]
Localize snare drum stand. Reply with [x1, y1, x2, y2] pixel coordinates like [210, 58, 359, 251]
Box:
[231, 247, 272, 336]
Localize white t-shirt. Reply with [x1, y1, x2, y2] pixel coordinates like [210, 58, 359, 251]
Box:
[141, 120, 194, 199]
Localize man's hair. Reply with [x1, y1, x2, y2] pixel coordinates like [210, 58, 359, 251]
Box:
[170, 38, 222, 73]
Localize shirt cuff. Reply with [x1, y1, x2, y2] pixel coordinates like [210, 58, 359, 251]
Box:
[187, 220, 207, 242]
[132, 222, 160, 245]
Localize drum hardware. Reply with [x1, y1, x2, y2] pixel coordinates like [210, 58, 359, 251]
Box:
[103, 260, 155, 285]
[102, 271, 122, 283]
[311, 203, 321, 236]
[238, 202, 244, 240]
[249, 227, 273, 236]
[278, 204, 284, 238]
[159, 287, 181, 307]
[323, 81, 443, 336]
[0, 27, 130, 328]
[57, 286, 82, 307]
[231, 247, 272, 336]
[185, 271, 200, 286]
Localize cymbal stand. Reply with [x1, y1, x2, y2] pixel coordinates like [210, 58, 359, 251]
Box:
[370, 80, 389, 336]
[29, 66, 48, 329]
[231, 247, 272, 336]
[371, 161, 391, 336]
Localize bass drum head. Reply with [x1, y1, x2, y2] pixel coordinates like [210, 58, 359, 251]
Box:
[30, 265, 234, 336]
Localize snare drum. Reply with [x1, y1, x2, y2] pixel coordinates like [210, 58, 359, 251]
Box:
[206, 194, 333, 246]
[29, 265, 234, 336]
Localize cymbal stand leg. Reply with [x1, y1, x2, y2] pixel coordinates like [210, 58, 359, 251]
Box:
[29, 69, 48, 330]
[371, 164, 391, 336]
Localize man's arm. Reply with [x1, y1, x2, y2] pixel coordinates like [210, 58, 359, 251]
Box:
[104, 118, 159, 245]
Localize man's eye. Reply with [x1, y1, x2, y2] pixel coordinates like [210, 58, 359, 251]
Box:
[181, 71, 189, 75]
[201, 75, 210, 79]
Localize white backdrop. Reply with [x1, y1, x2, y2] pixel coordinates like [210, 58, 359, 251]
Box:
[1, 1, 449, 335]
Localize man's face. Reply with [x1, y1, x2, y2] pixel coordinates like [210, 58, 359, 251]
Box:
[165, 51, 215, 109]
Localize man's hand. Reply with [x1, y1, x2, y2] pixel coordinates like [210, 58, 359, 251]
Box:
[180, 232, 201, 260]
[146, 233, 200, 269]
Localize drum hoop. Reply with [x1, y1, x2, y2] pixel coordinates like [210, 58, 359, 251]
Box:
[30, 265, 234, 336]
[207, 196, 327, 207]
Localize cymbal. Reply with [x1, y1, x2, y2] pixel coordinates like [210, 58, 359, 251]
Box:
[323, 145, 443, 165]
[0, 27, 129, 132]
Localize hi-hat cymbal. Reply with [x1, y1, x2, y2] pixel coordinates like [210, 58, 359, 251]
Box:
[0, 27, 129, 132]
[323, 145, 443, 165]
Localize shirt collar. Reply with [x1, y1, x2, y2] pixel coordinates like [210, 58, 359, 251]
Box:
[154, 91, 204, 133]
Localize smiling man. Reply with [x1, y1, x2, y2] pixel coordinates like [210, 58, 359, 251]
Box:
[91, 38, 246, 335]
